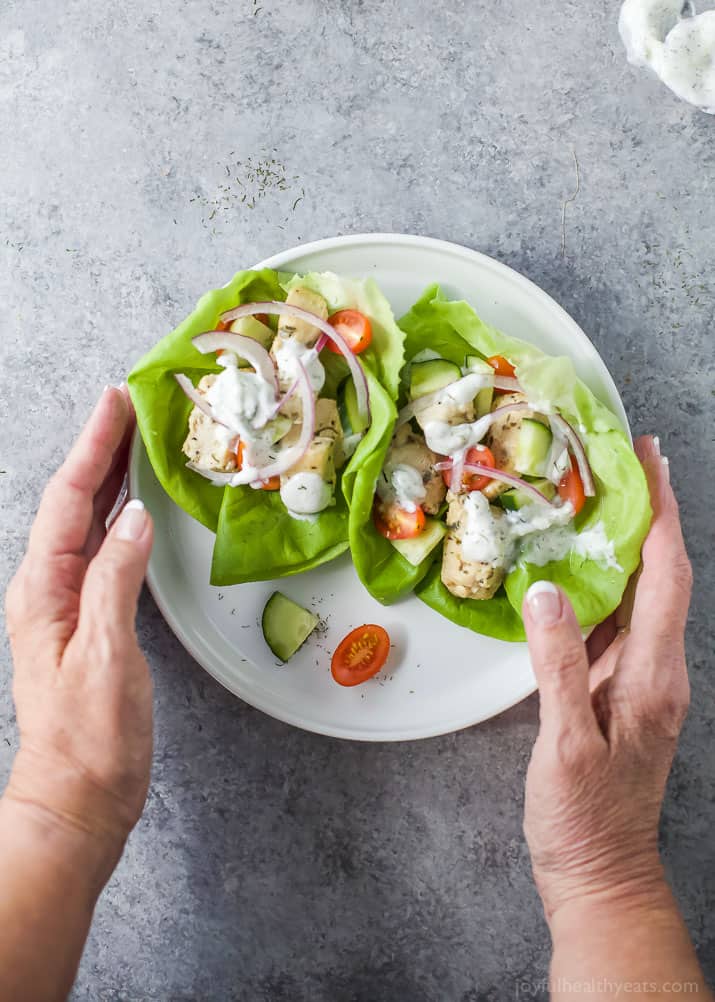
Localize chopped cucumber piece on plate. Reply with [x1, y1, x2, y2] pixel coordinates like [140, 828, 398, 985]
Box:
[261, 592, 319, 662]
[409, 359, 461, 400]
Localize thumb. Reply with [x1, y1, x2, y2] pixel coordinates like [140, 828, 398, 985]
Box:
[79, 499, 153, 639]
[522, 581, 597, 738]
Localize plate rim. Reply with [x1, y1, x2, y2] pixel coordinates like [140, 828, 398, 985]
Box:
[130, 232, 629, 741]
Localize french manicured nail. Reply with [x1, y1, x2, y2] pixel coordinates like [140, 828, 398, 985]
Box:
[661, 455, 670, 483]
[652, 435, 661, 456]
[526, 580, 562, 625]
[115, 499, 147, 541]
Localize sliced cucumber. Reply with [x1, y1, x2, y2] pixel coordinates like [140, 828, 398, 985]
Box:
[229, 316, 275, 366]
[409, 359, 461, 400]
[500, 478, 557, 510]
[464, 355, 495, 418]
[390, 517, 447, 567]
[514, 418, 553, 477]
[337, 376, 369, 436]
[261, 592, 319, 662]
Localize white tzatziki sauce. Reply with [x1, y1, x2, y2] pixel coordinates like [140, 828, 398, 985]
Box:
[376, 463, 426, 513]
[518, 520, 622, 571]
[273, 337, 326, 393]
[280, 471, 333, 517]
[619, 0, 715, 113]
[461, 492, 513, 565]
[459, 495, 621, 572]
[423, 411, 493, 456]
[440, 372, 491, 406]
[206, 365, 277, 441]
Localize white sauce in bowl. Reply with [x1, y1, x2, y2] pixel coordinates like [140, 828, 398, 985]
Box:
[619, 0, 715, 113]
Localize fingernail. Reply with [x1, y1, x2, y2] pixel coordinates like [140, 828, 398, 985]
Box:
[115, 499, 147, 541]
[661, 455, 670, 484]
[652, 435, 661, 456]
[526, 580, 562, 625]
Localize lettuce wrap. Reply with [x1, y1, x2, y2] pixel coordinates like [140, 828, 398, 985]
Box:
[128, 269, 405, 585]
[347, 284, 652, 641]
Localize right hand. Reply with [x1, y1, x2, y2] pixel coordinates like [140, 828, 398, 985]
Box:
[4, 387, 154, 856]
[521, 436, 692, 922]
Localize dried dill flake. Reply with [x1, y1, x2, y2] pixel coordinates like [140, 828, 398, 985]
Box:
[191, 152, 305, 232]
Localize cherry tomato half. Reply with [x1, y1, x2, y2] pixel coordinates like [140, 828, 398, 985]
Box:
[487, 354, 516, 378]
[440, 445, 496, 493]
[325, 309, 372, 354]
[373, 500, 426, 540]
[331, 624, 390, 687]
[558, 458, 586, 515]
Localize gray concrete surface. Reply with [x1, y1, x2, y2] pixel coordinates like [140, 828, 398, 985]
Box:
[1, 1, 713, 999]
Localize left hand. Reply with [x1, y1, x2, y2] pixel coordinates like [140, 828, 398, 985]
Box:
[4, 386, 154, 856]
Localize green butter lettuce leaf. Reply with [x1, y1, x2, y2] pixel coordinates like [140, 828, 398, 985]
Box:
[211, 486, 350, 585]
[417, 564, 527, 641]
[342, 370, 440, 602]
[128, 269, 286, 532]
[129, 268, 403, 585]
[399, 284, 652, 637]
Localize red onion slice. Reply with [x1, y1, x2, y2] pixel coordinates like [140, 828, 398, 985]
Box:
[185, 463, 237, 486]
[549, 415, 595, 497]
[261, 378, 299, 425]
[220, 301, 370, 425]
[450, 450, 466, 492]
[174, 373, 229, 428]
[192, 331, 277, 392]
[493, 376, 522, 392]
[433, 460, 555, 506]
[488, 401, 532, 422]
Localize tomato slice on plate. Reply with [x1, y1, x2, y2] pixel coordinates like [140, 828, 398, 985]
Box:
[440, 445, 496, 493]
[373, 501, 425, 539]
[331, 625, 390, 687]
[487, 354, 516, 378]
[325, 309, 372, 354]
[558, 458, 585, 515]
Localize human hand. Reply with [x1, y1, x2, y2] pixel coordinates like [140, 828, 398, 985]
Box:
[4, 386, 154, 858]
[522, 435, 692, 923]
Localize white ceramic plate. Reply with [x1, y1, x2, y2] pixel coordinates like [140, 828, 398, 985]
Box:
[129, 234, 628, 741]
